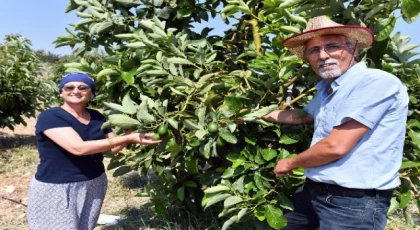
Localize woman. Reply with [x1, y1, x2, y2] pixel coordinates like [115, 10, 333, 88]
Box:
[27, 72, 160, 230]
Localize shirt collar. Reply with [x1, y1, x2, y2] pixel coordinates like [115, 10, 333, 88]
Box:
[314, 61, 367, 93]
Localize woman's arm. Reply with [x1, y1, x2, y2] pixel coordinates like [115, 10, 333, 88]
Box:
[105, 128, 136, 153]
[43, 127, 160, 156]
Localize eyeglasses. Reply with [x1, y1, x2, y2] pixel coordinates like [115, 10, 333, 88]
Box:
[62, 85, 91, 92]
[304, 43, 350, 58]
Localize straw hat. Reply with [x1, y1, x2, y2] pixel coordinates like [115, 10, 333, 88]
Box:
[282, 16, 374, 58]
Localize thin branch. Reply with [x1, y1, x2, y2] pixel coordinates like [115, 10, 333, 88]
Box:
[0, 195, 27, 207]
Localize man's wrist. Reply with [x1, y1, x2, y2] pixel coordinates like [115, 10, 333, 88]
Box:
[287, 157, 299, 170]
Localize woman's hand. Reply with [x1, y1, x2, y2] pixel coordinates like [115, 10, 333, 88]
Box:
[130, 133, 161, 145]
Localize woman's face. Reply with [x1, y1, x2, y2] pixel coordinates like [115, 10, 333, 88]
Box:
[60, 81, 92, 105]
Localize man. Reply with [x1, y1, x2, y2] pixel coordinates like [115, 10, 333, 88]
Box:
[262, 16, 409, 229]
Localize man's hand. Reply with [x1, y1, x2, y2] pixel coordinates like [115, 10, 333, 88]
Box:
[274, 158, 294, 176]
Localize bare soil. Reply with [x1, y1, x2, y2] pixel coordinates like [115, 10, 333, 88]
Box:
[0, 117, 37, 230]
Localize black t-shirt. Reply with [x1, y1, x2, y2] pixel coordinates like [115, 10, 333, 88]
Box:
[35, 107, 112, 183]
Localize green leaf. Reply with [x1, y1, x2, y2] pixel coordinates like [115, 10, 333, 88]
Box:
[375, 16, 396, 42]
[177, 186, 185, 201]
[234, 176, 245, 193]
[387, 197, 399, 215]
[104, 102, 134, 114]
[224, 196, 243, 208]
[185, 157, 198, 174]
[280, 26, 301, 34]
[97, 68, 119, 77]
[279, 192, 294, 211]
[64, 62, 83, 68]
[204, 194, 232, 208]
[265, 205, 287, 229]
[245, 137, 257, 145]
[200, 139, 212, 159]
[262, 148, 277, 161]
[177, 8, 193, 18]
[195, 130, 208, 139]
[222, 168, 235, 178]
[280, 134, 299, 144]
[237, 208, 248, 220]
[108, 114, 141, 129]
[155, 202, 165, 215]
[145, 70, 169, 75]
[227, 153, 246, 168]
[121, 69, 136, 85]
[280, 0, 305, 8]
[106, 159, 125, 170]
[96, 21, 113, 34]
[197, 106, 207, 127]
[184, 119, 203, 130]
[121, 94, 138, 115]
[221, 215, 237, 230]
[126, 42, 146, 48]
[136, 108, 155, 124]
[166, 143, 182, 156]
[401, 0, 420, 23]
[225, 97, 243, 113]
[184, 181, 197, 187]
[114, 33, 138, 39]
[400, 161, 420, 170]
[205, 185, 230, 193]
[410, 95, 418, 104]
[167, 118, 179, 130]
[364, 3, 387, 20]
[254, 206, 266, 221]
[242, 105, 278, 121]
[152, 24, 167, 37]
[113, 165, 132, 177]
[167, 57, 193, 65]
[219, 127, 238, 144]
[408, 129, 420, 147]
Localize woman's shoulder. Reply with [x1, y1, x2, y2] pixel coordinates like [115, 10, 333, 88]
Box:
[86, 108, 105, 118]
[38, 106, 62, 117]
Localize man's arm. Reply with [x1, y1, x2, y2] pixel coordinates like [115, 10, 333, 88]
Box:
[274, 119, 369, 175]
[261, 110, 314, 125]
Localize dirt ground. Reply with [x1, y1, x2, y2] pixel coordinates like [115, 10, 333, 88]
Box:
[0, 118, 37, 229]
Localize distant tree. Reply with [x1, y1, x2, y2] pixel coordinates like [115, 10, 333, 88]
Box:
[35, 49, 62, 63]
[0, 34, 56, 130]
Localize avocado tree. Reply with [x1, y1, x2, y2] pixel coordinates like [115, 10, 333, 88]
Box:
[56, 0, 420, 228]
[0, 34, 56, 130]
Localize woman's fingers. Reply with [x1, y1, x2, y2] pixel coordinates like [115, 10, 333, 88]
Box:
[139, 133, 161, 144]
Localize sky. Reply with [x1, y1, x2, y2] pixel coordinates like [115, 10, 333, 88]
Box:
[1, 1, 419, 56]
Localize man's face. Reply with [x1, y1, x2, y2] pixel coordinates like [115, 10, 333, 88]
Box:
[304, 35, 356, 80]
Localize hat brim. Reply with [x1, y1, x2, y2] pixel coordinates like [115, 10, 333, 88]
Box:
[282, 26, 374, 58]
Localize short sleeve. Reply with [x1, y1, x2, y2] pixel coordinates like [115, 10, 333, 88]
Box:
[35, 109, 71, 134]
[334, 77, 399, 129]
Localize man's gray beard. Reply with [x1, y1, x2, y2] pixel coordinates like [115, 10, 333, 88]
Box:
[317, 59, 342, 79]
[319, 68, 342, 79]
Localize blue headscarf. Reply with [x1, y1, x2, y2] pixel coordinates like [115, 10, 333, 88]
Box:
[59, 72, 96, 97]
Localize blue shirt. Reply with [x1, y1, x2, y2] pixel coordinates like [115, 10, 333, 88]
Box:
[304, 62, 408, 190]
[35, 107, 112, 183]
